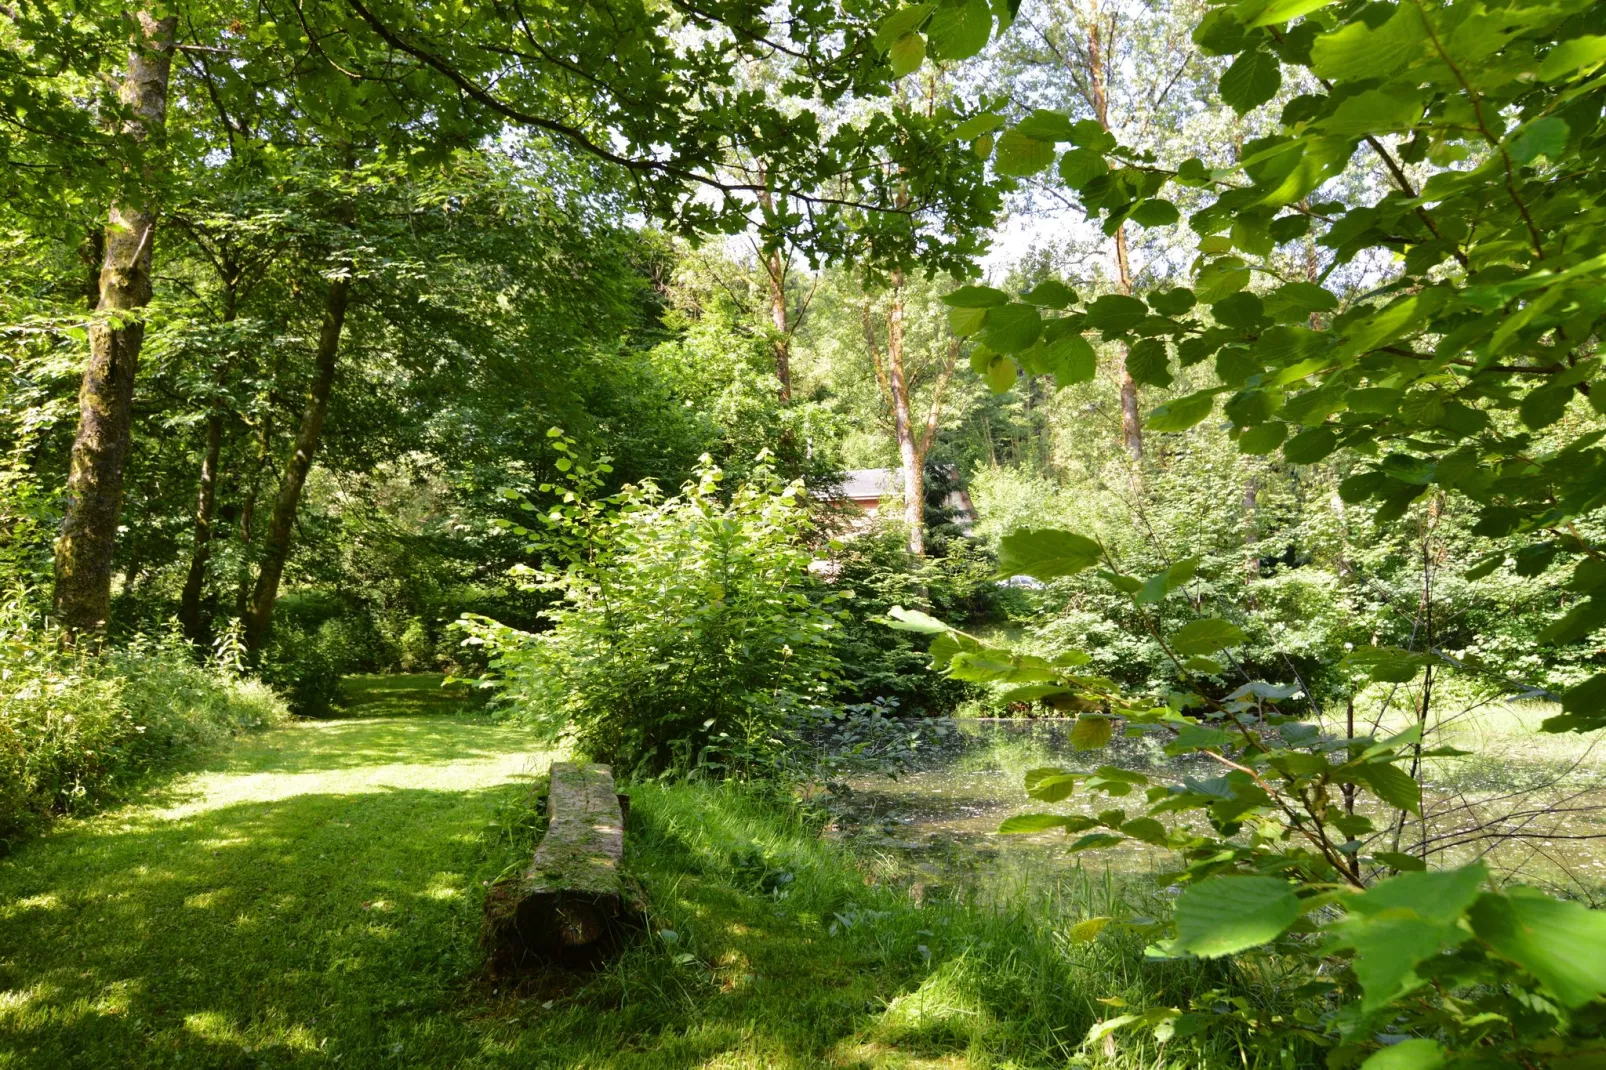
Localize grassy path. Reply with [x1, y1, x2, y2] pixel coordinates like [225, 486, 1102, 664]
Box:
[1, 675, 1127, 1070]
[0, 676, 555, 1068]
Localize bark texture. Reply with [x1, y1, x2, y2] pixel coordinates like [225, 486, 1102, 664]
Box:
[864, 280, 958, 558]
[766, 250, 791, 402]
[243, 273, 350, 650]
[53, 10, 176, 635]
[482, 763, 635, 972]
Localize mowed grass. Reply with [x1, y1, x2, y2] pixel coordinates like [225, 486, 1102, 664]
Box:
[0, 675, 1261, 1069]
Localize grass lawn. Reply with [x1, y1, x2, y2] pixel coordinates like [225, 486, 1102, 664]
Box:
[0, 675, 1246, 1069]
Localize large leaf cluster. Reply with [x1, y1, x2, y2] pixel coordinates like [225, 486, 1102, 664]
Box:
[884, 0, 1606, 729]
[892, 527, 1606, 1064]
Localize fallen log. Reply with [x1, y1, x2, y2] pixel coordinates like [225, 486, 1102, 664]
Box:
[483, 762, 637, 971]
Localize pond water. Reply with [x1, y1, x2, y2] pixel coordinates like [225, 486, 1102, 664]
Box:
[825, 718, 1606, 901]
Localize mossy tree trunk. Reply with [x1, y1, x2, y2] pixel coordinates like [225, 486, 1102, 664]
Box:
[53, 9, 176, 637]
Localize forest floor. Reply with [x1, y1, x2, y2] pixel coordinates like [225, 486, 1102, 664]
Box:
[0, 675, 1157, 1070]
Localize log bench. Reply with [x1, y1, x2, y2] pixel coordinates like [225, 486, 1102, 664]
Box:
[482, 762, 637, 971]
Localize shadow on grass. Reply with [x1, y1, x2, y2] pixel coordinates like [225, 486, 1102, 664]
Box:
[0, 785, 532, 1069]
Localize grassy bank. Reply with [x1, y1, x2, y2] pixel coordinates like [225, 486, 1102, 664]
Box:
[1, 676, 1280, 1068]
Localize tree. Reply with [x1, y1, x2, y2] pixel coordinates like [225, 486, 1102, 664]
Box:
[862, 283, 959, 556]
[52, 8, 176, 635]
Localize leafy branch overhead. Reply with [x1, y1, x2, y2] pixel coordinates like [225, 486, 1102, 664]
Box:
[894, 524, 1606, 1064]
[885, 0, 1606, 731]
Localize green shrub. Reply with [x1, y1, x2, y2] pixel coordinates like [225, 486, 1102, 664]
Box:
[825, 525, 977, 714]
[464, 436, 840, 775]
[0, 597, 290, 847]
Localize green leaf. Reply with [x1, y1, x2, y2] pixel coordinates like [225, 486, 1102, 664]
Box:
[1508, 117, 1569, 166]
[1469, 887, 1606, 1007]
[1245, 0, 1339, 27]
[997, 529, 1104, 580]
[943, 284, 1010, 307]
[947, 305, 987, 336]
[1174, 876, 1299, 957]
[1039, 334, 1097, 385]
[1085, 294, 1149, 333]
[1022, 279, 1076, 308]
[1374, 852, 1426, 873]
[1219, 49, 1281, 114]
[1193, 8, 1248, 55]
[983, 303, 1042, 352]
[999, 813, 1071, 834]
[874, 3, 933, 50]
[1540, 597, 1606, 644]
[1171, 618, 1245, 655]
[1025, 766, 1081, 801]
[1137, 552, 1201, 604]
[1282, 425, 1338, 464]
[1359, 1039, 1444, 1070]
[950, 112, 1006, 140]
[1536, 35, 1606, 81]
[1071, 714, 1114, 750]
[984, 355, 1017, 393]
[1058, 148, 1108, 189]
[1309, 5, 1420, 81]
[1238, 421, 1287, 454]
[1148, 389, 1219, 432]
[1358, 762, 1422, 816]
[1067, 832, 1125, 852]
[1129, 199, 1180, 227]
[925, 0, 992, 60]
[1013, 109, 1077, 142]
[1321, 89, 1424, 136]
[885, 606, 950, 633]
[1545, 673, 1606, 733]
[1070, 916, 1113, 942]
[994, 128, 1057, 175]
[1331, 864, 1486, 1011]
[1125, 339, 1171, 387]
[1149, 288, 1196, 316]
[889, 32, 926, 76]
[1195, 258, 1251, 303]
[1342, 646, 1432, 683]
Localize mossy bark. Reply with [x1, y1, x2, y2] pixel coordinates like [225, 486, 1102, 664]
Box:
[52, 10, 176, 636]
[483, 763, 633, 972]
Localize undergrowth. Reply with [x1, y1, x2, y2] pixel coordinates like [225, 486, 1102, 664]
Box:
[0, 599, 289, 847]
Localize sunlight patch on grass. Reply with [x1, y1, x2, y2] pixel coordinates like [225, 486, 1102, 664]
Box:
[148, 720, 550, 820]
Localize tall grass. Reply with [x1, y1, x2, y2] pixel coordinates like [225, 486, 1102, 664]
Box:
[0, 597, 289, 846]
[591, 781, 1310, 1068]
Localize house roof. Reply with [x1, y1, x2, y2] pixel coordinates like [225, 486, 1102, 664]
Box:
[832, 468, 902, 500]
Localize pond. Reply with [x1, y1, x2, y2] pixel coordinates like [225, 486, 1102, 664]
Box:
[824, 717, 1606, 902]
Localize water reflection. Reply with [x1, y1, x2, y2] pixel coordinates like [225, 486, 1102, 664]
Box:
[825, 717, 1606, 901]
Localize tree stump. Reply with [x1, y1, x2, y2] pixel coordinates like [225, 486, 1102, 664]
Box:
[483, 762, 636, 972]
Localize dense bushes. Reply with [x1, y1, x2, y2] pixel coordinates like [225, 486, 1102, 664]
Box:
[825, 523, 1012, 714]
[0, 599, 289, 846]
[466, 443, 841, 774]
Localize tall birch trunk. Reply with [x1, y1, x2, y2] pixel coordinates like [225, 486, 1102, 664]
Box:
[52, 9, 176, 636]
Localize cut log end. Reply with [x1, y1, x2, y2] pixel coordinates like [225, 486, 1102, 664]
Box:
[483, 762, 639, 973]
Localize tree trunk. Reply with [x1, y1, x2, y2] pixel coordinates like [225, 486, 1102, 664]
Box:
[1113, 224, 1142, 463]
[766, 250, 791, 402]
[244, 273, 351, 651]
[1243, 473, 1260, 581]
[53, 9, 177, 637]
[482, 762, 636, 973]
[885, 276, 925, 557]
[179, 406, 225, 645]
[180, 288, 238, 646]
